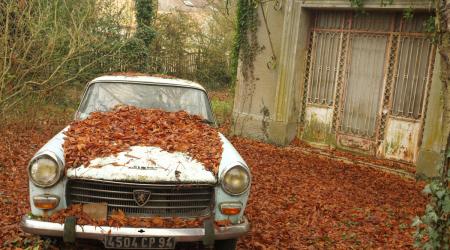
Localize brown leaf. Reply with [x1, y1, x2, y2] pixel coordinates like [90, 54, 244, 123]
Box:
[63, 106, 223, 174]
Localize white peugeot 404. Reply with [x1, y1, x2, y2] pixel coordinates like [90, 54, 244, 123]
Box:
[21, 75, 251, 249]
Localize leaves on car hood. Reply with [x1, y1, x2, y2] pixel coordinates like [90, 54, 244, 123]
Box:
[63, 106, 222, 174]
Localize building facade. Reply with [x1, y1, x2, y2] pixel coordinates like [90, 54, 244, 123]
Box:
[233, 0, 449, 176]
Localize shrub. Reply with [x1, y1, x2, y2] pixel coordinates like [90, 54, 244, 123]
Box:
[0, 0, 128, 117]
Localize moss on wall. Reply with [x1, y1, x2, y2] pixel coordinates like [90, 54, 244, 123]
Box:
[301, 113, 337, 146]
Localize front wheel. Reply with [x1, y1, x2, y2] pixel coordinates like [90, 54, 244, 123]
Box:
[214, 239, 237, 250]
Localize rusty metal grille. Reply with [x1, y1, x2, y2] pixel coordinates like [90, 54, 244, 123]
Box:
[391, 36, 433, 119]
[378, 34, 399, 142]
[299, 30, 315, 125]
[66, 179, 214, 218]
[302, 11, 435, 141]
[332, 31, 348, 131]
[307, 31, 341, 106]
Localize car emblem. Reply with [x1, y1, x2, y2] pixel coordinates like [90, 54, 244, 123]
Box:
[133, 190, 151, 207]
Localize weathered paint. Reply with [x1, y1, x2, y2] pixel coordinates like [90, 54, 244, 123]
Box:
[29, 179, 68, 216]
[416, 150, 442, 177]
[29, 129, 251, 223]
[214, 135, 250, 224]
[380, 117, 421, 163]
[66, 146, 217, 183]
[301, 105, 335, 145]
[337, 134, 374, 154]
[274, 0, 303, 122]
[417, 56, 446, 176]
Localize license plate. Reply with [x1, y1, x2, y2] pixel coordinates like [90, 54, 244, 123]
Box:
[104, 236, 176, 249]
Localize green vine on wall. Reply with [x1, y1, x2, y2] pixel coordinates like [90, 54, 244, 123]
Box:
[413, 173, 450, 249]
[349, 0, 393, 8]
[134, 0, 155, 46]
[231, 0, 260, 83]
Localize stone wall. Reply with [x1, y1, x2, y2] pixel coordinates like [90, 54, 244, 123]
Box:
[233, 0, 448, 176]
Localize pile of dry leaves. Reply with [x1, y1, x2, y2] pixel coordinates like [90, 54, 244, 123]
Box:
[233, 137, 427, 249]
[0, 121, 428, 249]
[0, 122, 67, 247]
[48, 205, 206, 228]
[63, 106, 222, 173]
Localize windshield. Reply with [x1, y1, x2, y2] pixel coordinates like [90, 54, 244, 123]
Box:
[77, 82, 214, 122]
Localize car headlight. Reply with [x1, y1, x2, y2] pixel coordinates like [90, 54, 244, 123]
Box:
[221, 165, 250, 195]
[28, 154, 62, 187]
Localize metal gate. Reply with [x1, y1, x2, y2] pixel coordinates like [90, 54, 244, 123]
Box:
[341, 34, 387, 138]
[301, 11, 435, 161]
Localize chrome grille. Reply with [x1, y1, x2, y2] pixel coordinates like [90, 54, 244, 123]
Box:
[66, 179, 214, 217]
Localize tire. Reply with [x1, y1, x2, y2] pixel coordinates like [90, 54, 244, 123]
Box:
[214, 239, 237, 250]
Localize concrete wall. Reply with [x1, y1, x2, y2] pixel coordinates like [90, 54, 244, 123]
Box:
[233, 0, 448, 176]
[233, 0, 312, 145]
[232, 2, 285, 141]
[416, 57, 450, 177]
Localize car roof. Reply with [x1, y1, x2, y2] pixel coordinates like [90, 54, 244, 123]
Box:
[89, 75, 206, 91]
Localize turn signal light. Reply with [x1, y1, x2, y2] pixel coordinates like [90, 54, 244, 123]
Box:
[221, 207, 241, 215]
[33, 194, 60, 210]
[220, 202, 242, 215]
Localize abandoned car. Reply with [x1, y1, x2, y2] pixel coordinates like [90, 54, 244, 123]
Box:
[21, 75, 251, 249]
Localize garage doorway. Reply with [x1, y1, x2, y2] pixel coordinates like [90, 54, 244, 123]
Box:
[301, 10, 435, 162]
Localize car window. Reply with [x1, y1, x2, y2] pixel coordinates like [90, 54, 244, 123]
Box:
[77, 82, 214, 122]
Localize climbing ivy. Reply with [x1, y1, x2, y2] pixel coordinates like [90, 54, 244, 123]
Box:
[403, 7, 414, 20]
[231, 0, 260, 83]
[349, 0, 365, 8]
[413, 174, 450, 250]
[349, 0, 393, 8]
[425, 15, 437, 33]
[134, 0, 155, 46]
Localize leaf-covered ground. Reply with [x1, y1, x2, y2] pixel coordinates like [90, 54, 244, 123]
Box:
[232, 137, 426, 249]
[0, 123, 426, 249]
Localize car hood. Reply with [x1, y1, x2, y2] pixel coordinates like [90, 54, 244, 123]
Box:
[66, 145, 217, 183]
[34, 126, 246, 184]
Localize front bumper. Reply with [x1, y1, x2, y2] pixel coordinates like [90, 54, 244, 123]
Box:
[21, 215, 250, 242]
